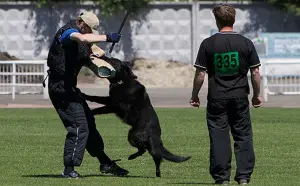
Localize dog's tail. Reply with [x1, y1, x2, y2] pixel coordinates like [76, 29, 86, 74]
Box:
[151, 137, 191, 163]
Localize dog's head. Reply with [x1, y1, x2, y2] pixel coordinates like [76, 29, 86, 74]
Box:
[101, 56, 137, 83]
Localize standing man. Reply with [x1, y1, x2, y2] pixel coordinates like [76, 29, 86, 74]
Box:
[46, 11, 128, 178]
[190, 4, 261, 185]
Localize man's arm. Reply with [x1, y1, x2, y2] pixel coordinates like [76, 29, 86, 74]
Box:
[190, 39, 207, 107]
[70, 33, 107, 43]
[250, 67, 260, 97]
[192, 68, 206, 99]
[247, 39, 261, 94]
[248, 39, 262, 107]
[70, 32, 120, 44]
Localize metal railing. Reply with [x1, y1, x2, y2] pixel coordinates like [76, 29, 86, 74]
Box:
[0, 60, 48, 100]
[1, 58, 300, 102]
[262, 58, 300, 102]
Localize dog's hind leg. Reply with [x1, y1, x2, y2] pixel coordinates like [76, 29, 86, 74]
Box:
[149, 137, 163, 177]
[152, 156, 162, 177]
[127, 129, 147, 160]
[128, 149, 146, 160]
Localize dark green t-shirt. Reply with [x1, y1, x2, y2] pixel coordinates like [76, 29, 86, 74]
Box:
[194, 32, 261, 99]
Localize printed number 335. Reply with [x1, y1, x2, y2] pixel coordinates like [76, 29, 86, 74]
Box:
[216, 53, 237, 68]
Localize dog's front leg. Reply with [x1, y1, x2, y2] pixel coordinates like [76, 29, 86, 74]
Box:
[92, 106, 114, 115]
[82, 94, 111, 105]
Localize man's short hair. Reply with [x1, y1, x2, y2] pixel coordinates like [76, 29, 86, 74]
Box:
[212, 4, 236, 27]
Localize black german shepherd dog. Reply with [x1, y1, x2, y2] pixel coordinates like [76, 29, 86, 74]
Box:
[81, 56, 191, 177]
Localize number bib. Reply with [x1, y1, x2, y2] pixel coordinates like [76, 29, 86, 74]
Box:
[214, 52, 240, 75]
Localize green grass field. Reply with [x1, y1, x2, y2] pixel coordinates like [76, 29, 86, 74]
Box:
[0, 108, 299, 186]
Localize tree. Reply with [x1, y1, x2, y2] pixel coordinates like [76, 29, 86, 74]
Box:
[6, 0, 300, 17]
[19, 0, 155, 17]
[265, 0, 300, 16]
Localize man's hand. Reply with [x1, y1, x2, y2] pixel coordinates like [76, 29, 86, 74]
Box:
[252, 96, 262, 108]
[190, 68, 205, 108]
[106, 32, 121, 43]
[190, 96, 200, 108]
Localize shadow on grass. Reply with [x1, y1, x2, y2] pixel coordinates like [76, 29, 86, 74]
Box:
[22, 174, 155, 179]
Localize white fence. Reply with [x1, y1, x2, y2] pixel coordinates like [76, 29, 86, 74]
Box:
[1, 59, 300, 102]
[262, 58, 300, 102]
[0, 60, 48, 100]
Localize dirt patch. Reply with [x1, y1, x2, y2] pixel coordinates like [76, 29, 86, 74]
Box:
[0, 52, 19, 60]
[83, 58, 198, 88]
[131, 59, 196, 88]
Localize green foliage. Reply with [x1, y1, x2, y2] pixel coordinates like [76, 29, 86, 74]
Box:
[266, 0, 300, 16]
[92, 0, 154, 17]
[13, 0, 155, 16]
[6, 0, 300, 16]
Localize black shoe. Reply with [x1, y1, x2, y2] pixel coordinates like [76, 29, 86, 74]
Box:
[61, 171, 80, 179]
[238, 179, 248, 185]
[215, 180, 229, 185]
[100, 159, 129, 176]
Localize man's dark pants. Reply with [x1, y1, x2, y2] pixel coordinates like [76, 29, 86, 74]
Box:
[206, 97, 255, 183]
[48, 83, 108, 167]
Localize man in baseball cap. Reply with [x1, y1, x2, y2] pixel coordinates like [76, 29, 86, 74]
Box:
[45, 11, 127, 179]
[78, 11, 100, 34]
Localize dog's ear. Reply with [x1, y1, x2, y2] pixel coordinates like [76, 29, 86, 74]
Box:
[123, 63, 137, 79]
[123, 61, 134, 69]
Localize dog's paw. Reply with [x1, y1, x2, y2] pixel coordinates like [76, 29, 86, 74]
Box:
[128, 155, 137, 160]
[156, 171, 161, 177]
[91, 110, 98, 115]
[79, 93, 88, 100]
[128, 155, 134, 160]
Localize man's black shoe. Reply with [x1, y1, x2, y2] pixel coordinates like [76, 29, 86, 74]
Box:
[100, 159, 129, 176]
[61, 171, 80, 179]
[215, 180, 229, 185]
[238, 179, 248, 185]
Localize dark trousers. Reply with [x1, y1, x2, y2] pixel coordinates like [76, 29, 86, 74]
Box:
[49, 89, 109, 167]
[206, 97, 255, 183]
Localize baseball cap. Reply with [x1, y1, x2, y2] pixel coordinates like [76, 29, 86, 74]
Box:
[79, 11, 99, 34]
